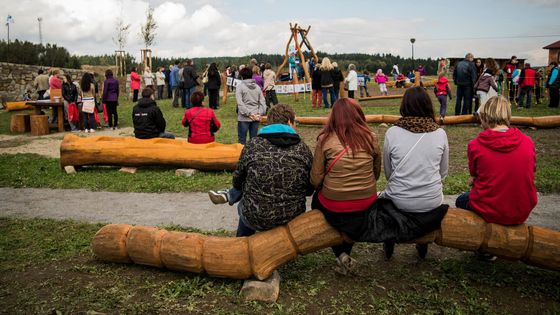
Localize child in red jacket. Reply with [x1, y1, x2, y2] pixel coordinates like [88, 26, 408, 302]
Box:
[433, 73, 452, 122]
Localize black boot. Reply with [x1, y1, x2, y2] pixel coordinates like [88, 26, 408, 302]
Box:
[383, 241, 395, 260]
[416, 244, 428, 259]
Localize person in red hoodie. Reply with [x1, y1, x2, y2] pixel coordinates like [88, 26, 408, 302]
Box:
[181, 91, 221, 144]
[456, 95, 537, 225]
[130, 67, 141, 102]
[503, 56, 518, 102]
[433, 73, 452, 122]
[517, 63, 536, 109]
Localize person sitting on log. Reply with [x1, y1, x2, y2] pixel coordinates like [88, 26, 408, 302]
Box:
[455, 95, 537, 260]
[132, 88, 175, 139]
[310, 97, 382, 275]
[181, 91, 221, 144]
[208, 104, 313, 237]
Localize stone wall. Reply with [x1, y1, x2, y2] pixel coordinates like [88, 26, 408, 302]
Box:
[0, 62, 89, 103]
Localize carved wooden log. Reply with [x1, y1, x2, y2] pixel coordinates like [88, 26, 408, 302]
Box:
[92, 208, 560, 280]
[10, 114, 30, 133]
[5, 101, 33, 112]
[358, 95, 404, 102]
[30, 114, 49, 136]
[59, 134, 243, 171]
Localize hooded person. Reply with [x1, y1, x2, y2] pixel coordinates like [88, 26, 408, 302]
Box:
[434, 73, 452, 121]
[132, 88, 175, 139]
[235, 67, 267, 145]
[456, 95, 537, 226]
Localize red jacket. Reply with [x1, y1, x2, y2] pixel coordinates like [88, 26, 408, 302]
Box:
[130, 71, 141, 90]
[504, 63, 516, 79]
[519, 68, 536, 88]
[435, 77, 450, 96]
[467, 128, 537, 225]
[181, 107, 221, 144]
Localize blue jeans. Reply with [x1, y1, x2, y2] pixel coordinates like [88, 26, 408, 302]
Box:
[227, 187, 255, 237]
[183, 86, 197, 108]
[455, 85, 473, 115]
[455, 192, 471, 210]
[159, 132, 175, 139]
[322, 87, 337, 108]
[237, 121, 259, 145]
[83, 112, 95, 130]
[518, 86, 533, 108]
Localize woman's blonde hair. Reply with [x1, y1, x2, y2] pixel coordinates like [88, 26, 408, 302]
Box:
[252, 65, 260, 75]
[479, 95, 511, 128]
[320, 57, 334, 71]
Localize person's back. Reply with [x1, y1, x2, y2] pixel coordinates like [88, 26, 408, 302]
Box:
[133, 89, 166, 139]
[181, 92, 220, 144]
[34, 73, 50, 91]
[263, 69, 276, 89]
[454, 59, 476, 86]
[103, 75, 119, 102]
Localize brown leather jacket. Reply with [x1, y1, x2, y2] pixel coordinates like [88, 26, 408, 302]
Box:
[311, 133, 381, 200]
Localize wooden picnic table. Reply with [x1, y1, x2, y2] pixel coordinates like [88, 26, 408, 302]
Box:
[26, 100, 65, 132]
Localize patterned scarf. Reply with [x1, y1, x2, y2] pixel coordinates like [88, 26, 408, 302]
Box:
[394, 116, 440, 133]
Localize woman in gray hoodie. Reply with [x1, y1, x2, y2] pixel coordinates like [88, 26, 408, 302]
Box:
[236, 67, 267, 144]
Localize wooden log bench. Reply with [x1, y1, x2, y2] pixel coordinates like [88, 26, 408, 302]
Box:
[10, 113, 31, 133]
[358, 94, 404, 102]
[30, 114, 49, 136]
[92, 208, 560, 280]
[60, 134, 243, 171]
[5, 101, 34, 112]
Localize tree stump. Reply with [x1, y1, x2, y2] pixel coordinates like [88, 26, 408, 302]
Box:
[10, 114, 31, 133]
[30, 115, 49, 136]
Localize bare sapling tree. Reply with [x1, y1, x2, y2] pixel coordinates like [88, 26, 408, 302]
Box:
[112, 17, 131, 51]
[139, 6, 157, 49]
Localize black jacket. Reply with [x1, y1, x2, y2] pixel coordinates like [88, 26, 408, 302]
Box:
[62, 82, 78, 103]
[182, 65, 198, 89]
[164, 68, 171, 83]
[132, 98, 166, 139]
[332, 68, 344, 84]
[312, 68, 322, 90]
[320, 69, 334, 87]
[207, 69, 221, 90]
[453, 59, 478, 86]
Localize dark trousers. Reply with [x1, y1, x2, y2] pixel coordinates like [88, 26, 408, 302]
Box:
[348, 90, 355, 99]
[208, 88, 219, 109]
[549, 87, 559, 108]
[105, 101, 118, 127]
[183, 86, 196, 108]
[237, 121, 259, 145]
[455, 192, 471, 210]
[157, 85, 164, 100]
[507, 78, 517, 102]
[83, 112, 95, 130]
[322, 87, 337, 108]
[333, 84, 340, 99]
[455, 85, 473, 115]
[37, 90, 46, 100]
[167, 82, 172, 98]
[132, 89, 139, 102]
[172, 86, 180, 107]
[518, 86, 533, 108]
[535, 85, 542, 104]
[437, 95, 448, 117]
[265, 90, 278, 108]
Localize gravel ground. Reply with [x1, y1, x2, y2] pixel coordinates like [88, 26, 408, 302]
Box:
[0, 187, 558, 231]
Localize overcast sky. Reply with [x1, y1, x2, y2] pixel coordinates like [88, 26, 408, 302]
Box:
[2, 0, 560, 65]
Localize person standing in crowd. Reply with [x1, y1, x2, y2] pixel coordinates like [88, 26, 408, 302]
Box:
[102, 69, 120, 130]
[170, 61, 180, 108]
[474, 58, 499, 111]
[48, 69, 63, 123]
[374, 69, 389, 96]
[504, 56, 518, 102]
[143, 67, 154, 91]
[417, 64, 426, 79]
[310, 98, 381, 274]
[130, 67, 141, 102]
[133, 87, 175, 139]
[517, 63, 536, 109]
[229, 65, 237, 92]
[496, 68, 505, 95]
[434, 72, 452, 122]
[80, 73, 97, 133]
[546, 61, 559, 108]
[359, 70, 371, 98]
[453, 53, 478, 115]
[236, 67, 267, 145]
[381, 86, 449, 259]
[391, 63, 400, 81]
[535, 67, 544, 105]
[311, 62, 323, 109]
[331, 62, 344, 99]
[182, 59, 198, 109]
[61, 74, 79, 132]
[473, 59, 485, 112]
[344, 64, 358, 99]
[165, 64, 172, 98]
[33, 69, 49, 100]
[206, 63, 221, 110]
[456, 96, 536, 259]
[252, 66, 264, 90]
[181, 91, 221, 144]
[320, 57, 336, 108]
[263, 63, 278, 109]
[155, 67, 165, 100]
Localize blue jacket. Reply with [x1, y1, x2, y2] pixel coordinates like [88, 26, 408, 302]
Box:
[548, 67, 559, 87]
[453, 59, 478, 86]
[170, 65, 179, 87]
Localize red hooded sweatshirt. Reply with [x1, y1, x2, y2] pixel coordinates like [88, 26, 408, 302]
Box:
[435, 77, 449, 96]
[468, 128, 537, 225]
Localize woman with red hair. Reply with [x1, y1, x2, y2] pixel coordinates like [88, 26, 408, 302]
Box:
[310, 98, 382, 275]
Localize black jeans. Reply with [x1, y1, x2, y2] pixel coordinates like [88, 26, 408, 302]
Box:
[455, 85, 473, 115]
[549, 87, 560, 108]
[157, 85, 164, 100]
[265, 90, 278, 108]
[208, 88, 219, 109]
[105, 101, 119, 127]
[348, 90, 355, 99]
[167, 82, 172, 98]
[132, 89, 139, 102]
[518, 86, 533, 108]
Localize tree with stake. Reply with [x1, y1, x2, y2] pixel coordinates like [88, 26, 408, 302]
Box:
[139, 6, 157, 72]
[113, 17, 130, 77]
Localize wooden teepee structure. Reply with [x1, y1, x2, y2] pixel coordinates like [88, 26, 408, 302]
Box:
[276, 23, 318, 101]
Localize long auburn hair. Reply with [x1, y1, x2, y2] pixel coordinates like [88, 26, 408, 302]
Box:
[318, 98, 375, 155]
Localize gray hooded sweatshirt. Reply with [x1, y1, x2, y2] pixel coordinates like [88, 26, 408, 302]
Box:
[236, 79, 267, 122]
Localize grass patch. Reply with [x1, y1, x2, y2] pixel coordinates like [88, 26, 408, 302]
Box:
[0, 217, 559, 314]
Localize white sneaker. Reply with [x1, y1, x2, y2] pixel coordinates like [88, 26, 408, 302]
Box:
[208, 190, 229, 204]
[89, 129, 95, 133]
[84, 129, 89, 133]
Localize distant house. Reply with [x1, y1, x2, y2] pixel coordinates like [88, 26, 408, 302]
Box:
[543, 40, 560, 65]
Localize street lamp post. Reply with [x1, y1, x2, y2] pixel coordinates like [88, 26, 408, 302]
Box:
[410, 38, 416, 70]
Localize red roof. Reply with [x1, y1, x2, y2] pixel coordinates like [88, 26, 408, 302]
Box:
[543, 40, 560, 49]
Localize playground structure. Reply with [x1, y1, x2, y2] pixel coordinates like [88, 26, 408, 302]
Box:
[276, 23, 318, 101]
[92, 208, 560, 280]
[59, 134, 243, 171]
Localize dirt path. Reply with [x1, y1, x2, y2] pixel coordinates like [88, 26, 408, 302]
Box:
[1, 187, 558, 231]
